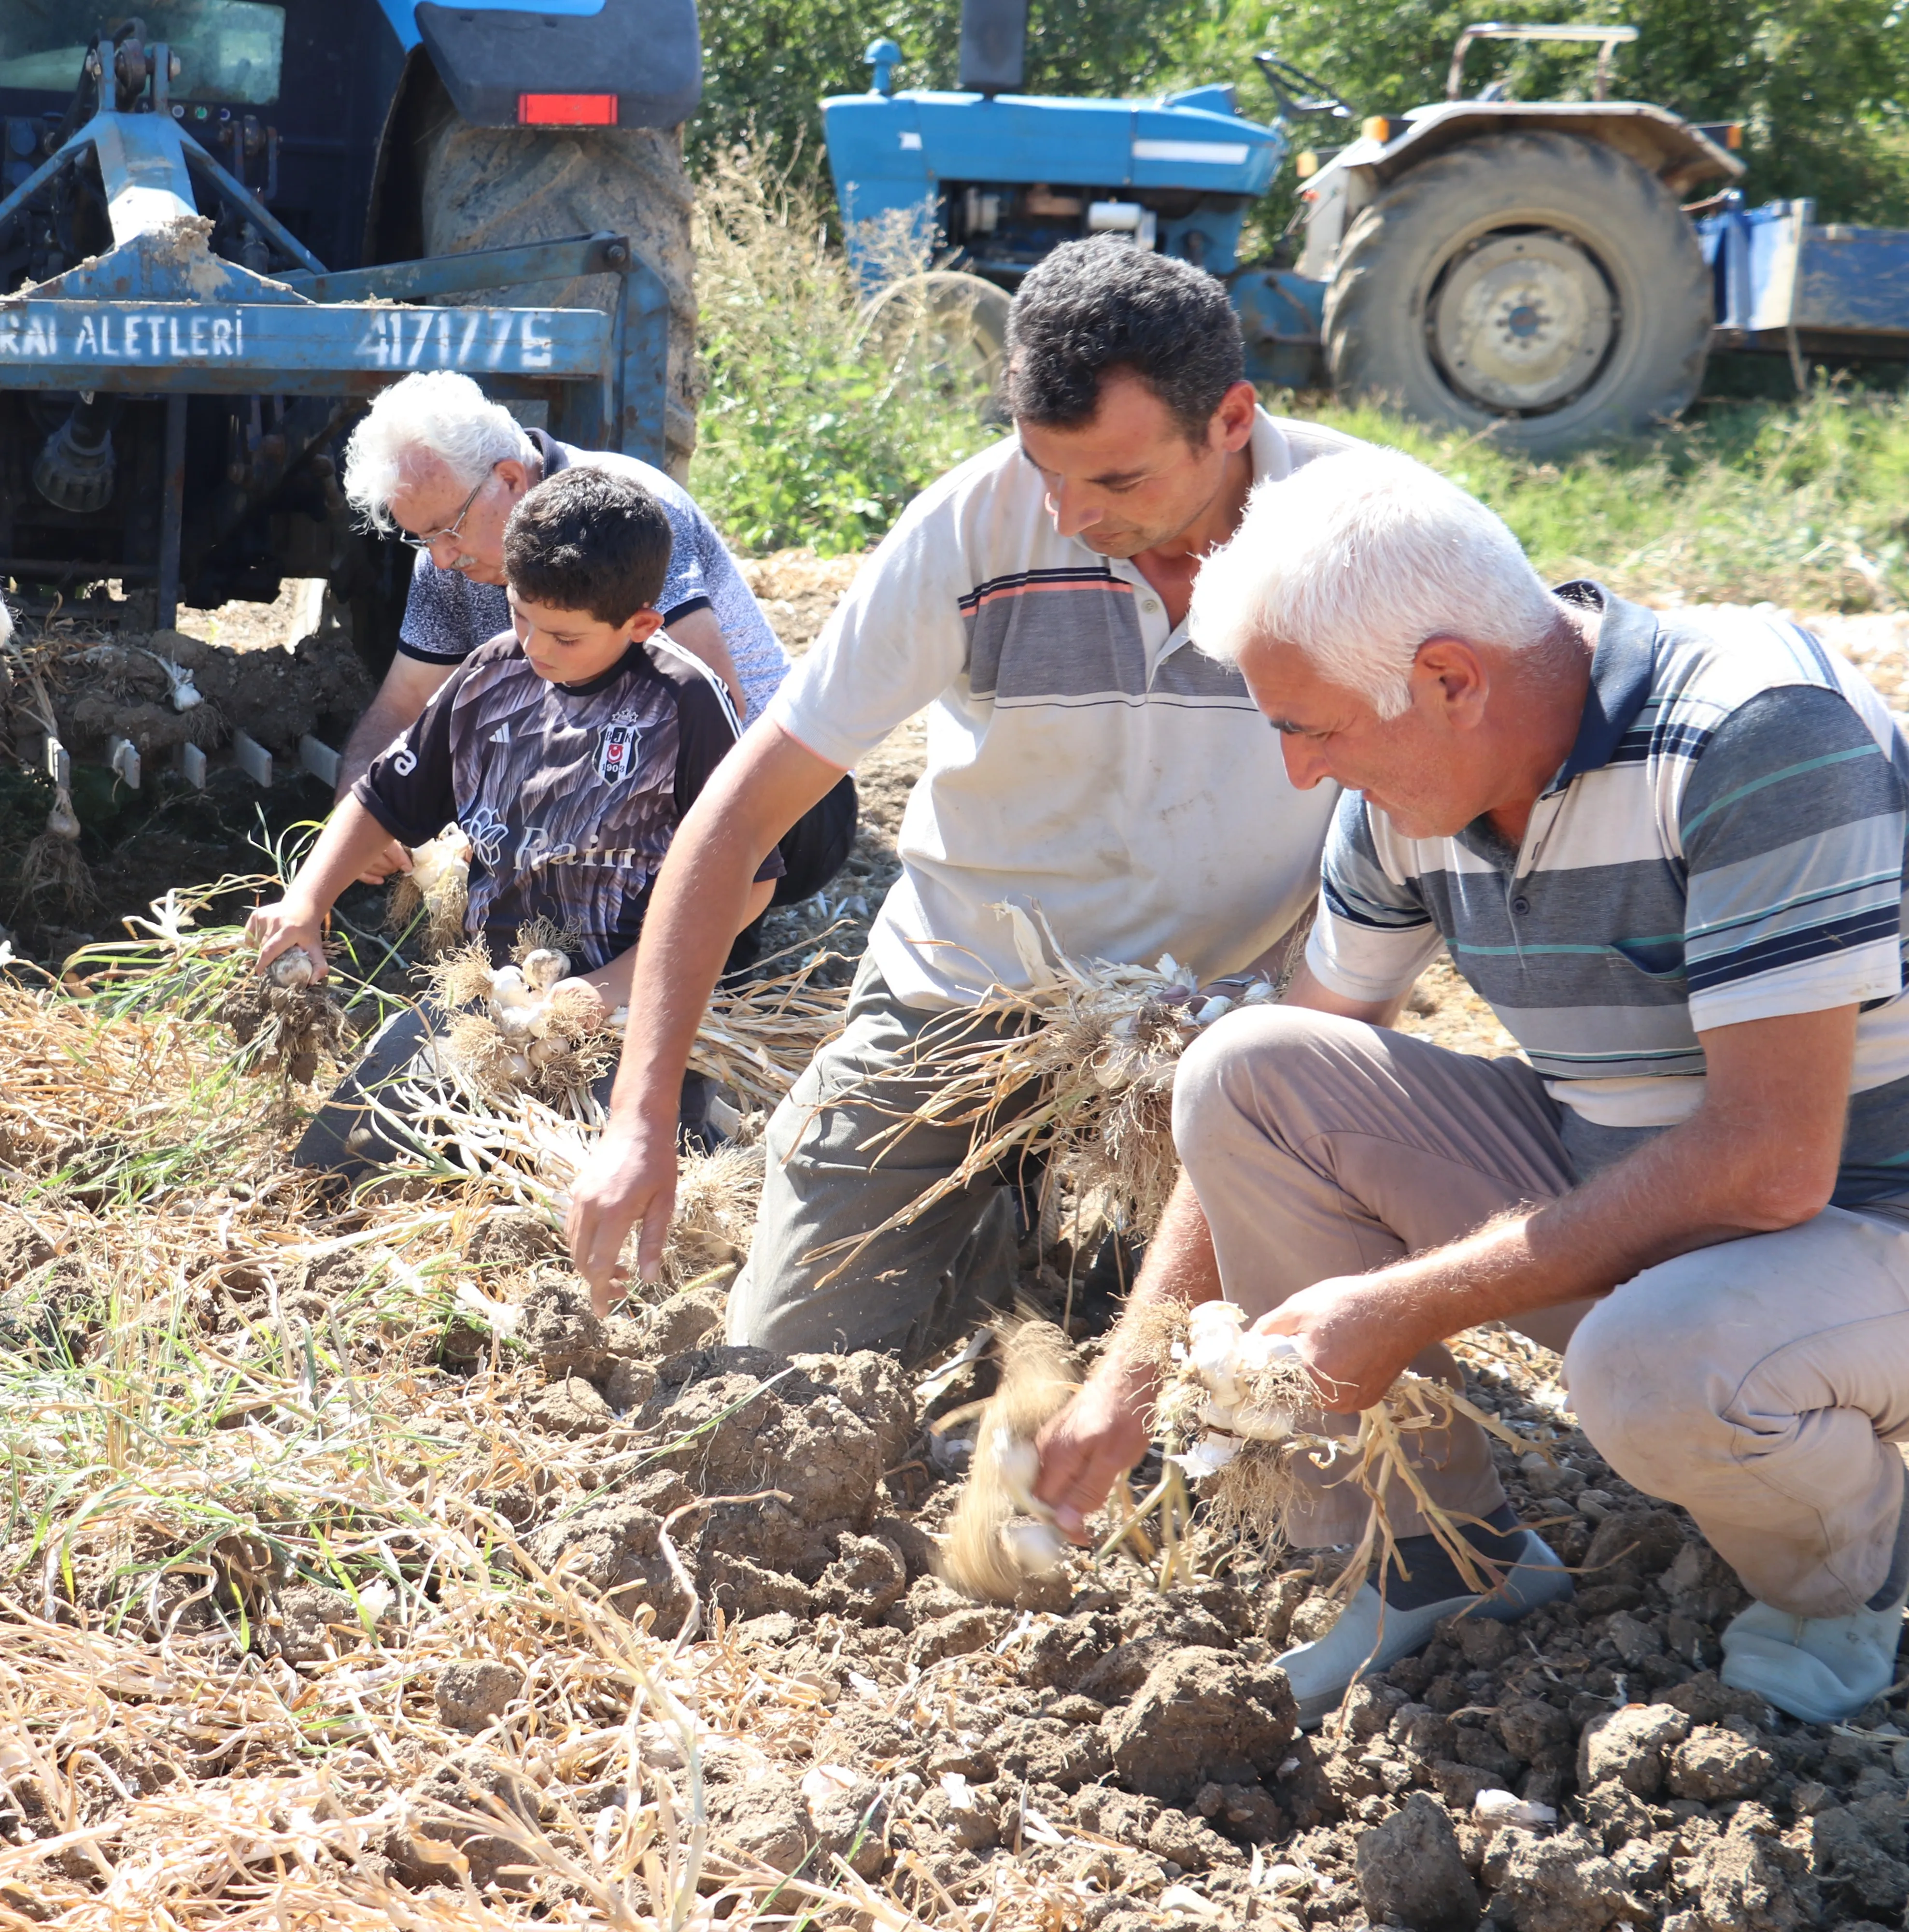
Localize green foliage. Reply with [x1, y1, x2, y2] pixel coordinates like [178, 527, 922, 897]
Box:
[1249, 0, 1909, 225]
[688, 153, 999, 554]
[693, 0, 1909, 231]
[1287, 383, 1909, 611]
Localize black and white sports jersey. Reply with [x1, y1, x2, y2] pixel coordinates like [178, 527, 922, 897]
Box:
[354, 630, 780, 968]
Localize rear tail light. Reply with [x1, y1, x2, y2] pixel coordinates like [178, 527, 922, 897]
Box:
[518, 93, 618, 126]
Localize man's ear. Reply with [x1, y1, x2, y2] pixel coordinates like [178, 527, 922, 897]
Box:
[496, 458, 533, 499]
[623, 607, 664, 643]
[1413, 636, 1489, 726]
[1211, 379, 1259, 455]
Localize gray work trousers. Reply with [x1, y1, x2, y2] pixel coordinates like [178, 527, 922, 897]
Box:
[726, 957, 1036, 1361]
[1173, 1004, 1909, 1620]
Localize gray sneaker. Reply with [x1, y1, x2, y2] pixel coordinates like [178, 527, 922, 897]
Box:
[1276, 1530, 1575, 1729]
[1720, 1593, 1908, 1725]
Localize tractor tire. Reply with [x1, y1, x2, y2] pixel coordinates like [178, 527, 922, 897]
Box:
[860, 270, 1011, 403]
[417, 112, 699, 479]
[1324, 131, 1711, 454]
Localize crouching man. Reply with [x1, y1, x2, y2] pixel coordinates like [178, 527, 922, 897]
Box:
[1036, 446, 1909, 1731]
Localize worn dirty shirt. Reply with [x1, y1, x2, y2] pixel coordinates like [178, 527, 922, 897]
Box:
[764, 412, 1359, 1009]
[1307, 583, 1909, 1204]
[354, 631, 780, 971]
[396, 430, 791, 721]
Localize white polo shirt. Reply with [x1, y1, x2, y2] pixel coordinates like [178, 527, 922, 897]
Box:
[765, 411, 1358, 1008]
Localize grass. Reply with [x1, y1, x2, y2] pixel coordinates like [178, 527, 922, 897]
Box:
[686, 149, 1909, 618]
[1296, 381, 1909, 613]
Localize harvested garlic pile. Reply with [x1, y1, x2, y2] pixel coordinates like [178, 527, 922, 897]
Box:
[429, 939, 614, 1102]
[1165, 1299, 1306, 1475]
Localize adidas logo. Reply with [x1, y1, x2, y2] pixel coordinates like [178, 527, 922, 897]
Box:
[489, 722, 511, 744]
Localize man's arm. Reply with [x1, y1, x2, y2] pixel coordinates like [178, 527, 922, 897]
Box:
[565, 721, 843, 1303]
[1260, 1000, 1858, 1409]
[338, 654, 457, 883]
[1032, 960, 1404, 1535]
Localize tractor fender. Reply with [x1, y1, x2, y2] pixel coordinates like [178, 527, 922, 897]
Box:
[1349, 100, 1742, 199]
[1300, 100, 1742, 279]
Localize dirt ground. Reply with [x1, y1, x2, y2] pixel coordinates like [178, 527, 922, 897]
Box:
[6, 560, 1909, 1926]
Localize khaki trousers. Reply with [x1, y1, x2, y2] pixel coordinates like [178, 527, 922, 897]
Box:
[1173, 1005, 1909, 1619]
[726, 957, 1035, 1360]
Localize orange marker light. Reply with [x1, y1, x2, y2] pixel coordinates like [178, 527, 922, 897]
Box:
[518, 92, 619, 126]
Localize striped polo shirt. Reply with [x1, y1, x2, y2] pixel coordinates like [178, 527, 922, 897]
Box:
[1308, 584, 1909, 1204]
[768, 411, 1363, 1008]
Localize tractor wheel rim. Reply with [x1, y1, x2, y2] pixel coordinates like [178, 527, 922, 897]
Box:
[1428, 228, 1616, 413]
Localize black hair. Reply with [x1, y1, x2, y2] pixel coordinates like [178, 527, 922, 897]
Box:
[1004, 237, 1246, 443]
[502, 467, 671, 624]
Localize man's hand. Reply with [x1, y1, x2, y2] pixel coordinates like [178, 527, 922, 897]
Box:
[246, 895, 329, 980]
[356, 839, 413, 887]
[565, 1115, 679, 1316]
[1033, 1365, 1153, 1542]
[1250, 1276, 1417, 1414]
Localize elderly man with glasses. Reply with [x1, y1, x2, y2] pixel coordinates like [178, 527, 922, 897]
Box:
[335, 371, 854, 909]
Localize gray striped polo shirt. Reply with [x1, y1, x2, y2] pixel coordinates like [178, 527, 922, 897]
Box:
[1308, 584, 1909, 1204]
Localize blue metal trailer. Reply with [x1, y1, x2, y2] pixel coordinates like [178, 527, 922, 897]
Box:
[0, 0, 699, 651]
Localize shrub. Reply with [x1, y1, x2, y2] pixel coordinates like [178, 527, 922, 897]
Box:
[688, 149, 998, 555]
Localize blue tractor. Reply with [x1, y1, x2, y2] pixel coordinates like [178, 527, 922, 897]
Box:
[821, 7, 1890, 453]
[0, 0, 701, 665]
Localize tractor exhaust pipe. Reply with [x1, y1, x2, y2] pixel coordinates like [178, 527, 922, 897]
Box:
[33, 392, 118, 514]
[959, 0, 1028, 95]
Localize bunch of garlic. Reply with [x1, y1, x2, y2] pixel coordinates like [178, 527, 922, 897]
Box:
[478, 946, 580, 1082]
[989, 1429, 1067, 1576]
[1165, 1300, 1305, 1479]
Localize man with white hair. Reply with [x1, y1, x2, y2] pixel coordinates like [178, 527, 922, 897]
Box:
[1035, 445, 1909, 1731]
[337, 371, 853, 902]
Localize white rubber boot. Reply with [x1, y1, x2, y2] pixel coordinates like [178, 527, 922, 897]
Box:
[1276, 1531, 1574, 1730]
[1720, 1593, 1907, 1725]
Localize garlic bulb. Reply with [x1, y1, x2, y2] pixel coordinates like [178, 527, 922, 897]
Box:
[268, 946, 317, 990]
[1002, 1520, 1065, 1575]
[521, 947, 569, 992]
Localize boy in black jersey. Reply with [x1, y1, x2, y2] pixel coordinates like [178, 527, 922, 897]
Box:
[249, 468, 780, 1174]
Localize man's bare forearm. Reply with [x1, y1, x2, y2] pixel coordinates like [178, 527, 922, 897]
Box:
[339, 696, 414, 795]
[1271, 1003, 1861, 1405]
[1093, 1173, 1223, 1388]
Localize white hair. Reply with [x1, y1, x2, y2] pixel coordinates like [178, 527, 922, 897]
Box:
[1189, 447, 1562, 718]
[342, 370, 535, 530]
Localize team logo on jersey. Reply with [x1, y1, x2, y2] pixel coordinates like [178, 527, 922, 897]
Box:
[596, 709, 642, 784]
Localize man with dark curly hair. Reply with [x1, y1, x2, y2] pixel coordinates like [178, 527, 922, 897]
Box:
[566, 238, 1366, 1353]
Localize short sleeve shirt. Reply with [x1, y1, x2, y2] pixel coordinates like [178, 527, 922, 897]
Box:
[1306, 583, 1909, 1206]
[764, 410, 1365, 1009]
[354, 631, 780, 970]
[396, 431, 791, 722]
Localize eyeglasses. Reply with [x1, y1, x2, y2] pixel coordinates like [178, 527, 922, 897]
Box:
[399, 466, 497, 554]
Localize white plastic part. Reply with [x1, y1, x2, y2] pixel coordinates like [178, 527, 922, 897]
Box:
[299, 734, 341, 788]
[43, 735, 69, 788]
[231, 729, 273, 787]
[175, 741, 207, 789]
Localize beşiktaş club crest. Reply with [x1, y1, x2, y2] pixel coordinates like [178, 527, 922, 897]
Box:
[596, 708, 642, 784]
